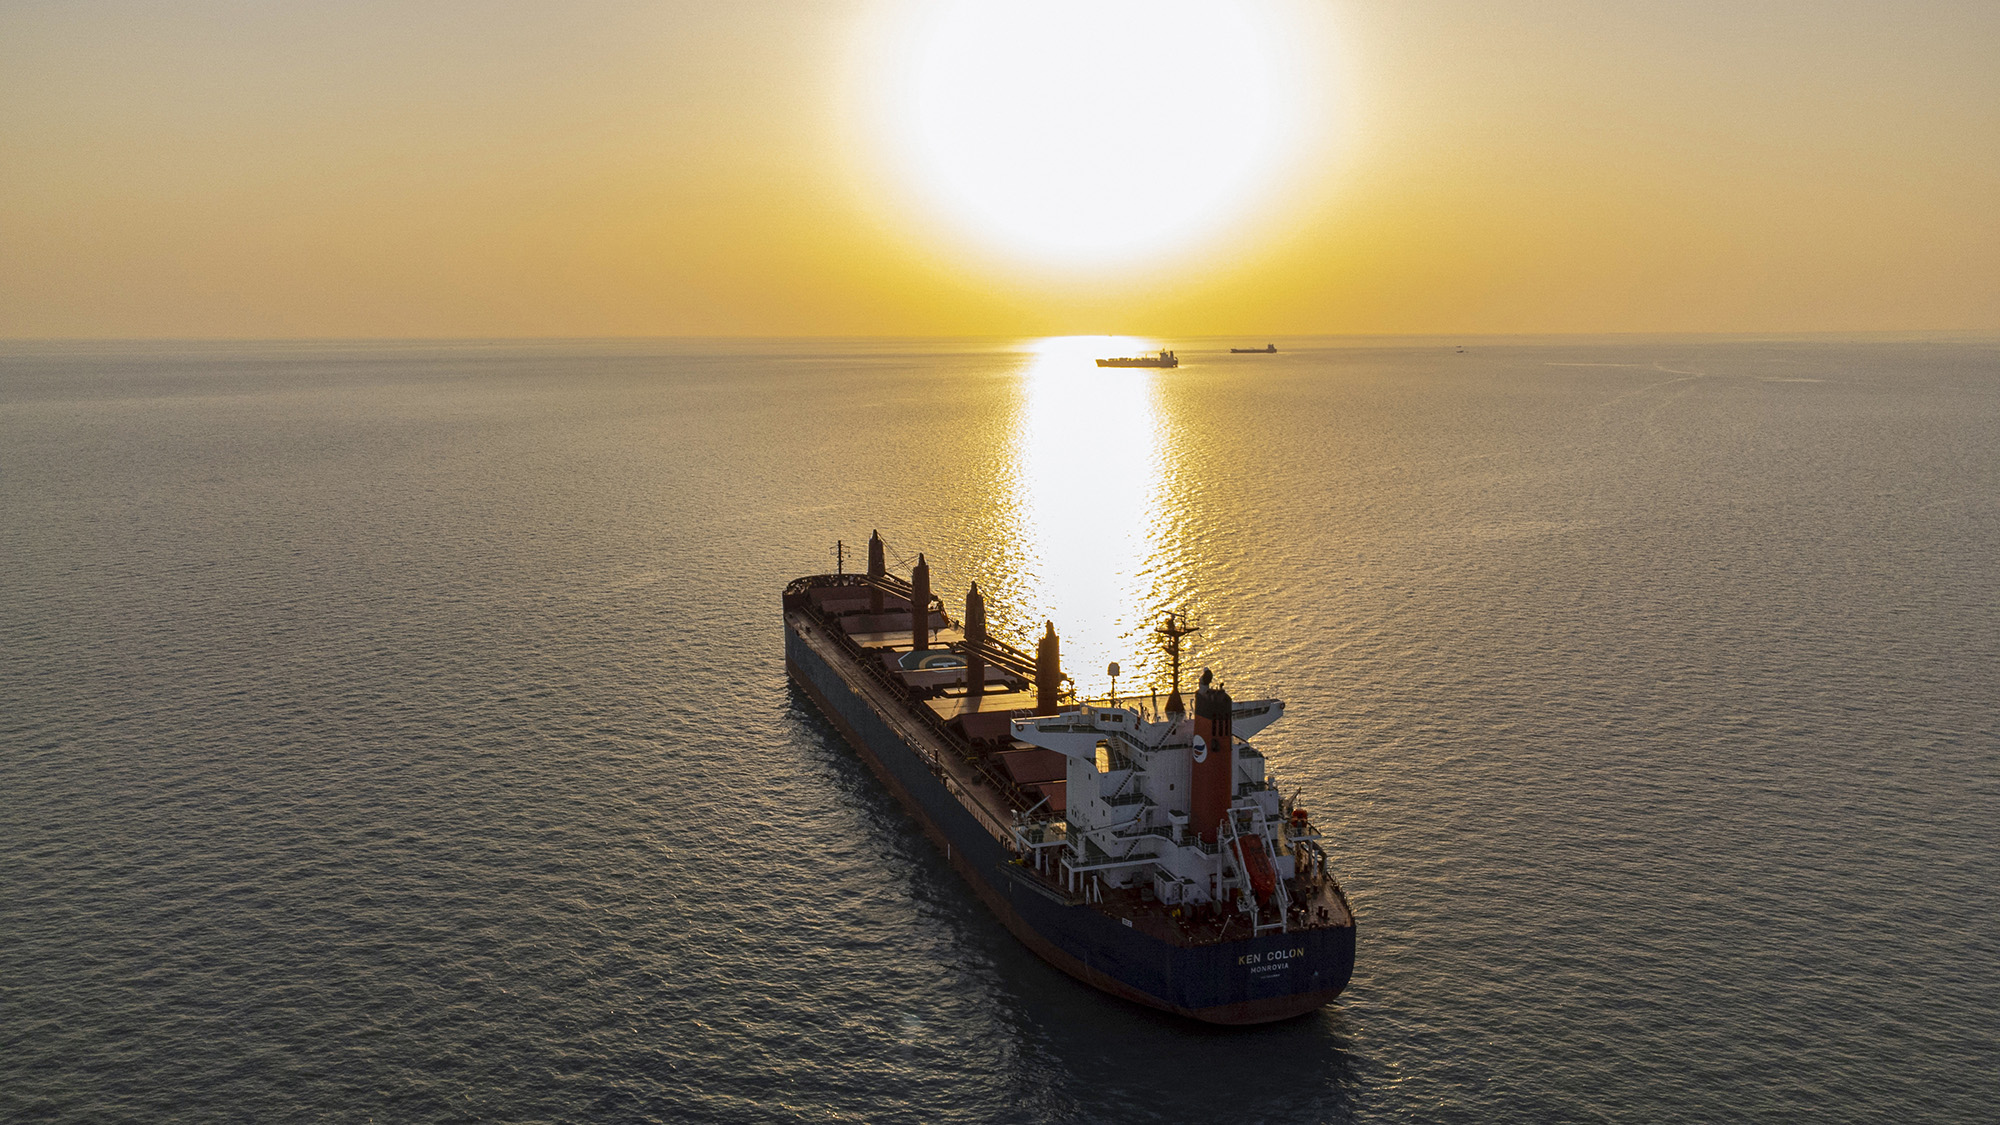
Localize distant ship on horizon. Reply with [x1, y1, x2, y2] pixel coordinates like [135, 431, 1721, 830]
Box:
[1231, 344, 1278, 354]
[1097, 350, 1178, 368]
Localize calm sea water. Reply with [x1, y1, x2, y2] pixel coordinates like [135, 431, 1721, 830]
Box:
[3, 336, 1996, 1123]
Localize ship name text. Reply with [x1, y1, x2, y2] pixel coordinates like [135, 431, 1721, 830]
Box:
[1238, 947, 1307, 967]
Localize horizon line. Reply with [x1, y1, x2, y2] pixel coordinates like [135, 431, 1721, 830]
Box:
[4, 329, 1996, 345]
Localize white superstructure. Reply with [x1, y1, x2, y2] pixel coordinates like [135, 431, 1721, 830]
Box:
[1008, 699, 1323, 934]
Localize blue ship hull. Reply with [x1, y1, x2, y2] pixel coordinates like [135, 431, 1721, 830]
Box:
[786, 615, 1356, 1023]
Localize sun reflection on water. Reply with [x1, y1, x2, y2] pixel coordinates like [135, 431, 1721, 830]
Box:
[996, 336, 1178, 701]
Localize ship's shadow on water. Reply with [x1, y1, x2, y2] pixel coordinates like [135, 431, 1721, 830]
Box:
[981, 938, 1365, 1125]
[777, 682, 1366, 1124]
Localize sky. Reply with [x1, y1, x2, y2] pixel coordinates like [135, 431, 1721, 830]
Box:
[1, 0, 1995, 338]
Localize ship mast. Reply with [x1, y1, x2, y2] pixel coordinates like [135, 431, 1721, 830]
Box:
[1157, 612, 1198, 717]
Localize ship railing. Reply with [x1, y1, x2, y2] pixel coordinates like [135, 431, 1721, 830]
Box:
[1290, 836, 1355, 925]
[1110, 822, 1173, 845]
[1296, 838, 1335, 884]
[1059, 851, 1165, 902]
[783, 571, 871, 608]
[1171, 829, 1221, 854]
[1098, 727, 1157, 758]
[940, 771, 1020, 845]
[1073, 698, 1175, 729]
[1063, 854, 1162, 876]
[1227, 804, 1280, 837]
[1328, 875, 1355, 924]
[1011, 819, 1070, 873]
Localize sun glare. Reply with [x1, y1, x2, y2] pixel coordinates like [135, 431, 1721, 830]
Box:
[861, 1, 1321, 269]
[1001, 336, 1170, 696]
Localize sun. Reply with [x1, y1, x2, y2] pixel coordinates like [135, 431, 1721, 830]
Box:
[857, 1, 1324, 270]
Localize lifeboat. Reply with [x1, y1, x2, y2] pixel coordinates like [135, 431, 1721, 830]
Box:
[1235, 834, 1278, 905]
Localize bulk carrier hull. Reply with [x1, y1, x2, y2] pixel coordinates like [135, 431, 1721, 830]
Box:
[785, 590, 1356, 1023]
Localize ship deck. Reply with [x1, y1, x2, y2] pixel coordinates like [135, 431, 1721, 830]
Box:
[792, 607, 1042, 844]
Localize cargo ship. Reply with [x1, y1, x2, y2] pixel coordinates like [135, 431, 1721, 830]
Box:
[784, 532, 1356, 1023]
[1231, 344, 1278, 354]
[1096, 350, 1178, 368]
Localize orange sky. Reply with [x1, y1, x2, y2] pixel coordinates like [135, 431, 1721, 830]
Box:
[2, 1, 1995, 338]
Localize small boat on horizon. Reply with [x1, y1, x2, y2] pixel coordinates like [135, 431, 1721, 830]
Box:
[1230, 344, 1278, 354]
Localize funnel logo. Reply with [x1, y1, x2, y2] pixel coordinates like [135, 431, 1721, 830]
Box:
[1192, 734, 1208, 764]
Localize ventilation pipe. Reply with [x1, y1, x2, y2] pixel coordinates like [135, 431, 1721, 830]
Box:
[867, 530, 886, 615]
[1035, 622, 1062, 715]
[963, 582, 986, 697]
[910, 554, 931, 651]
